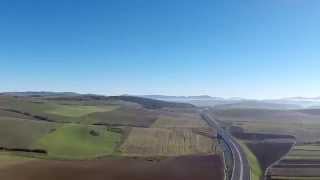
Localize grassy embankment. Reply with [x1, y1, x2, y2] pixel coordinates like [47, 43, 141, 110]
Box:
[238, 140, 263, 180]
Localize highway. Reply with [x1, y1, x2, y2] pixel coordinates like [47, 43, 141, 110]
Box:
[201, 110, 251, 180]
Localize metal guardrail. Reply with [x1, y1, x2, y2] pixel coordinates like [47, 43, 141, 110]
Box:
[200, 110, 250, 180]
[201, 112, 237, 180]
[218, 134, 234, 180]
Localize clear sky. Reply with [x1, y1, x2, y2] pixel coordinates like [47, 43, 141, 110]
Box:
[1, 0, 320, 99]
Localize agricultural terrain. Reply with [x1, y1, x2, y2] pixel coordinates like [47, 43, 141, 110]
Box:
[0, 94, 223, 180]
[0, 153, 223, 180]
[211, 107, 320, 180]
[267, 143, 320, 179]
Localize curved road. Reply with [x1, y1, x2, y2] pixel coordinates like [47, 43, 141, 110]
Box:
[201, 110, 251, 180]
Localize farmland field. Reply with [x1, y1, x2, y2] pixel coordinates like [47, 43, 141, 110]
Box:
[45, 105, 118, 117]
[267, 143, 320, 179]
[0, 152, 34, 169]
[151, 113, 208, 128]
[0, 95, 223, 180]
[213, 109, 320, 143]
[247, 142, 293, 170]
[286, 144, 320, 160]
[120, 127, 218, 156]
[0, 155, 224, 180]
[211, 108, 320, 180]
[34, 124, 122, 159]
[86, 107, 158, 127]
[0, 117, 57, 148]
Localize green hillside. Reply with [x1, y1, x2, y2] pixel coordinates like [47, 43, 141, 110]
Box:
[34, 124, 122, 159]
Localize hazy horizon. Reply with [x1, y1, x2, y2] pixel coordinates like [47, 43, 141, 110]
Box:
[1, 2, 320, 180]
[1, 90, 320, 100]
[1, 0, 320, 99]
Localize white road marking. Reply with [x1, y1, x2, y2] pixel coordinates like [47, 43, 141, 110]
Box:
[229, 137, 244, 180]
[230, 137, 237, 180]
[203, 111, 247, 180]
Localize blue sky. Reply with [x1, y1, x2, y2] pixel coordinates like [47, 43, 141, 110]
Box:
[1, 0, 320, 98]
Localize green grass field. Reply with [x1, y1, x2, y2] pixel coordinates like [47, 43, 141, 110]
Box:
[0, 96, 120, 123]
[238, 140, 263, 180]
[34, 124, 122, 159]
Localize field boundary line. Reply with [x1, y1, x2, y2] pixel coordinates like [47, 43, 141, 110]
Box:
[263, 139, 296, 180]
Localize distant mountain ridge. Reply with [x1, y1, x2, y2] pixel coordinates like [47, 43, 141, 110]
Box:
[1, 92, 320, 109]
[0, 92, 195, 110]
[213, 100, 301, 110]
[141, 95, 225, 101]
[0, 91, 79, 97]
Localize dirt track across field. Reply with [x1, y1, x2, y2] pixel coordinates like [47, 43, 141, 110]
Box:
[0, 155, 224, 180]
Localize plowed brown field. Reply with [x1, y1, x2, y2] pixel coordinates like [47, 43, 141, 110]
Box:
[0, 155, 223, 180]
